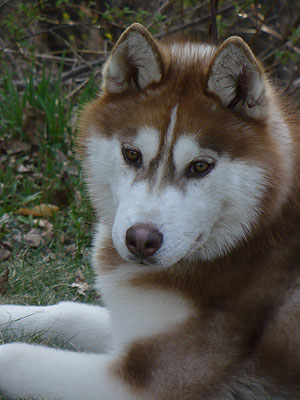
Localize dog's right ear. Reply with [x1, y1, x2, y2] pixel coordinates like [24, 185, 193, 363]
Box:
[102, 23, 167, 94]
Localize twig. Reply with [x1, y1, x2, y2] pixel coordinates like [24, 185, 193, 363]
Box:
[66, 73, 101, 100]
[0, 23, 101, 53]
[51, 30, 92, 70]
[0, 0, 10, 8]
[0, 58, 105, 90]
[51, 49, 107, 55]
[4, 48, 107, 60]
[156, 5, 234, 38]
[242, 10, 300, 56]
[4, 48, 79, 63]
[284, 63, 300, 93]
[61, 58, 104, 82]
[209, 0, 218, 44]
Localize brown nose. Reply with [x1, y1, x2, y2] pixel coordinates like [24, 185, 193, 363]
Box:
[126, 224, 163, 258]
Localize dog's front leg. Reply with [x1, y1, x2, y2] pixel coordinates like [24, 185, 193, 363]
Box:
[0, 342, 137, 400]
[0, 302, 112, 353]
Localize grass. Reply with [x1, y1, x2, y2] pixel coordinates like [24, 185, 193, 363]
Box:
[0, 63, 100, 400]
[0, 64, 99, 336]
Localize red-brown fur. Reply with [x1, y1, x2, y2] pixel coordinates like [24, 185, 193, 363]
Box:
[77, 25, 300, 399]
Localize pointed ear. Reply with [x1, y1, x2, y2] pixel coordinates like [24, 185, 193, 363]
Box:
[102, 23, 167, 94]
[206, 37, 268, 119]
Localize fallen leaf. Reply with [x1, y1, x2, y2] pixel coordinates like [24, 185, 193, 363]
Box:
[0, 268, 9, 295]
[25, 229, 44, 247]
[66, 243, 76, 255]
[55, 149, 68, 165]
[71, 269, 89, 296]
[22, 106, 46, 146]
[0, 213, 10, 225]
[15, 229, 44, 248]
[6, 139, 31, 155]
[17, 164, 33, 173]
[51, 188, 71, 209]
[0, 248, 11, 262]
[16, 204, 59, 217]
[37, 219, 54, 238]
[75, 190, 82, 207]
[0, 138, 6, 154]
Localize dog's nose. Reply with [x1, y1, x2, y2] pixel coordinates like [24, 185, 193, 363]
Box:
[126, 224, 163, 258]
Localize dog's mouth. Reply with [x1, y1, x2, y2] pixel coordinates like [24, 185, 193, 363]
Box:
[126, 234, 205, 268]
[128, 255, 159, 267]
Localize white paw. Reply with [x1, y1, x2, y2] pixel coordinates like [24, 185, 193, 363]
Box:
[0, 343, 30, 399]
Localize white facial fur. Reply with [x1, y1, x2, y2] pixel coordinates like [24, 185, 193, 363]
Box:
[133, 126, 160, 165]
[86, 118, 267, 267]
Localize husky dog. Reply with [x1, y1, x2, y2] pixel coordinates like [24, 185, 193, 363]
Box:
[0, 23, 300, 400]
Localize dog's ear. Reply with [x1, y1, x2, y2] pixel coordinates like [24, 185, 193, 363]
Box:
[102, 23, 166, 94]
[206, 37, 268, 119]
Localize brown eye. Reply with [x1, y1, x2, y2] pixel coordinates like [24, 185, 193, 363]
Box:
[122, 147, 142, 166]
[186, 160, 213, 177]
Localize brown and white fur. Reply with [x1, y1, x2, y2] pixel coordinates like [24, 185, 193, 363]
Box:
[1, 23, 300, 400]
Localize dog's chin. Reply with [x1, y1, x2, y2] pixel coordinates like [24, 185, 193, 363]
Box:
[115, 232, 208, 268]
[120, 239, 207, 269]
[118, 251, 175, 268]
[127, 255, 164, 268]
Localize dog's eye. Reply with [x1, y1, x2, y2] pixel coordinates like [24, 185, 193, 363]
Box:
[186, 160, 214, 177]
[122, 147, 142, 166]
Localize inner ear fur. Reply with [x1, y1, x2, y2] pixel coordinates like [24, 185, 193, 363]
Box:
[102, 23, 168, 94]
[206, 36, 268, 119]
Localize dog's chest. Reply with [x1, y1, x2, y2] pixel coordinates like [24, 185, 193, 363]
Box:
[96, 269, 196, 350]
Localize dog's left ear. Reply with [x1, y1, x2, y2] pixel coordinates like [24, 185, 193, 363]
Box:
[206, 37, 268, 119]
[102, 23, 167, 94]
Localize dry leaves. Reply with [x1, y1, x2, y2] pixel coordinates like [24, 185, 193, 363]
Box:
[0, 215, 12, 260]
[0, 247, 11, 262]
[13, 220, 54, 249]
[16, 204, 59, 217]
[0, 268, 9, 295]
[17, 164, 34, 173]
[14, 229, 44, 248]
[5, 139, 31, 155]
[22, 105, 46, 146]
[0, 213, 10, 225]
[71, 269, 89, 296]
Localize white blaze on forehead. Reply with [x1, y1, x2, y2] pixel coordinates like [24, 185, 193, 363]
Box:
[165, 104, 178, 147]
[133, 127, 160, 165]
[126, 105, 178, 172]
[155, 104, 178, 184]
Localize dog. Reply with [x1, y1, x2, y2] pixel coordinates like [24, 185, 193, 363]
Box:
[0, 22, 300, 399]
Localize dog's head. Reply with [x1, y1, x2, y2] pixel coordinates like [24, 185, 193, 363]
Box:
[78, 24, 292, 268]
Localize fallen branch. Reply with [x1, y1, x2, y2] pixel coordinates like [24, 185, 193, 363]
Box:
[0, 58, 105, 89]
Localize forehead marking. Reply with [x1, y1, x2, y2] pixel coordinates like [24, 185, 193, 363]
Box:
[133, 127, 160, 165]
[165, 104, 178, 147]
[154, 105, 178, 186]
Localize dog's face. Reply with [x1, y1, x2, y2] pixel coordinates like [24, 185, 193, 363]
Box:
[85, 103, 266, 267]
[79, 24, 289, 268]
